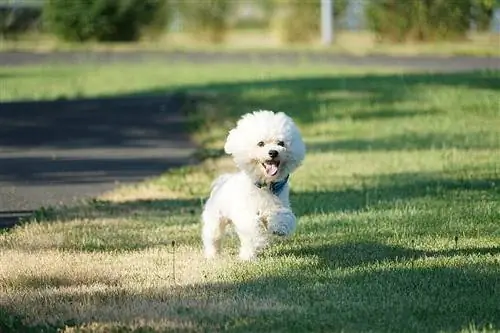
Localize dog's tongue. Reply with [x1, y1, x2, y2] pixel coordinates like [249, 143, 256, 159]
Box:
[265, 163, 279, 176]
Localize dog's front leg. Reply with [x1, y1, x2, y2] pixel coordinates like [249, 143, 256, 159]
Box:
[234, 215, 268, 261]
[268, 208, 297, 237]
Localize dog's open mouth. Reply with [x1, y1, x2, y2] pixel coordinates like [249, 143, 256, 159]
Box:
[262, 160, 280, 176]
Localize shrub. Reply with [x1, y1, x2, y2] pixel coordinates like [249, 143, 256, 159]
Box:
[176, 0, 232, 43]
[43, 0, 169, 42]
[366, 0, 481, 42]
[272, 0, 347, 43]
[0, 7, 42, 39]
[472, 0, 497, 31]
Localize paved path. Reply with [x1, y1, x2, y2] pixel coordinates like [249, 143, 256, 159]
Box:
[0, 51, 498, 228]
[0, 51, 499, 71]
[0, 94, 195, 228]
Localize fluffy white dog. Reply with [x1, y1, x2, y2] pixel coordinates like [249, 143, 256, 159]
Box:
[201, 110, 306, 260]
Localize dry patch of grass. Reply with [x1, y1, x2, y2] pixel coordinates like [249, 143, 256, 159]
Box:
[0, 247, 237, 331]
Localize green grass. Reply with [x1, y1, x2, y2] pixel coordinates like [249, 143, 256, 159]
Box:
[0, 63, 499, 332]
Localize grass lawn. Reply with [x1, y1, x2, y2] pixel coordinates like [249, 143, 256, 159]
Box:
[0, 63, 499, 332]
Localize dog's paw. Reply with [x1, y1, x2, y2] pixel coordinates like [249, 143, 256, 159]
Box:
[238, 249, 257, 261]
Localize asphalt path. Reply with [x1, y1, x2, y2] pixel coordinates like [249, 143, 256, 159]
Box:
[0, 51, 498, 228]
[0, 50, 499, 71]
[0, 94, 195, 227]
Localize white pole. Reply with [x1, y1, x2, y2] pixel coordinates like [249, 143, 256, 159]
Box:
[321, 0, 334, 45]
[493, 7, 500, 33]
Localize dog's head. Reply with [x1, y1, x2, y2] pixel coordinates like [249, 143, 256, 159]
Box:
[224, 110, 306, 183]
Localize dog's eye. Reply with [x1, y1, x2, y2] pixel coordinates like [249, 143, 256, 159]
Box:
[257, 141, 265, 147]
[277, 141, 285, 147]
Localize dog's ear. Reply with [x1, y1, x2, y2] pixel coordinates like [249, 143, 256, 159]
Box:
[224, 128, 237, 155]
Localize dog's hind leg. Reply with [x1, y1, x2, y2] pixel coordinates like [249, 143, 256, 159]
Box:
[202, 210, 227, 258]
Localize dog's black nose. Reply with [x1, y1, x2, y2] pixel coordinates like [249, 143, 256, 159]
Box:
[268, 150, 279, 158]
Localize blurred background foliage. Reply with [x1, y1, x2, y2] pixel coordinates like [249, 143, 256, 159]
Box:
[42, 0, 170, 42]
[0, 0, 499, 44]
[366, 0, 497, 41]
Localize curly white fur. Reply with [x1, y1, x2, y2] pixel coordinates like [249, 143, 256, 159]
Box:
[201, 110, 306, 260]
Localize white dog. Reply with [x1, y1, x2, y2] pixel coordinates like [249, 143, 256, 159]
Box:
[201, 110, 306, 260]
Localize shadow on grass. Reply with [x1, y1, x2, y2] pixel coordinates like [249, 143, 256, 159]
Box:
[157, 70, 500, 129]
[3, 272, 121, 291]
[279, 240, 500, 270]
[346, 108, 438, 121]
[196, 130, 499, 159]
[291, 171, 499, 216]
[3, 70, 495, 151]
[45, 198, 202, 223]
[10, 197, 201, 224]
[307, 131, 500, 152]
[2, 242, 499, 332]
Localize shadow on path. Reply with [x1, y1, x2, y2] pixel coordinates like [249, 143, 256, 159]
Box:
[0, 94, 196, 214]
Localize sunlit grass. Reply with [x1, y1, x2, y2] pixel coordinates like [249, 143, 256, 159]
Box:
[0, 63, 499, 332]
